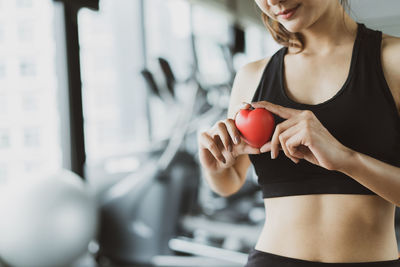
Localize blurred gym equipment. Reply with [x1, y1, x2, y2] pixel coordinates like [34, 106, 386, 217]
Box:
[93, 18, 269, 266]
[96, 55, 205, 265]
[0, 170, 98, 267]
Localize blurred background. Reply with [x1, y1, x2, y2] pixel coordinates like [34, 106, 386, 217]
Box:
[0, 0, 399, 266]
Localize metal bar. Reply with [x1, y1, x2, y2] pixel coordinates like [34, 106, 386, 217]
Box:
[139, 0, 153, 142]
[151, 255, 243, 266]
[168, 238, 248, 265]
[61, 3, 85, 177]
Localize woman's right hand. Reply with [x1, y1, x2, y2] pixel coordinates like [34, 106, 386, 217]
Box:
[197, 103, 261, 174]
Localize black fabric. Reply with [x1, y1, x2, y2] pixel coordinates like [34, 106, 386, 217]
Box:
[244, 248, 400, 267]
[248, 22, 400, 199]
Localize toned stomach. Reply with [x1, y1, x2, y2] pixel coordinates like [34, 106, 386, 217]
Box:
[255, 194, 399, 263]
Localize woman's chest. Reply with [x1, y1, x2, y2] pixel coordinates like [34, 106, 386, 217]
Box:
[283, 51, 352, 106]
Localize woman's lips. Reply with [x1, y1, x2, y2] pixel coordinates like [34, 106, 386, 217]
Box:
[277, 4, 300, 20]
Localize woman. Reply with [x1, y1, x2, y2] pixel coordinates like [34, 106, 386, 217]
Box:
[197, 0, 400, 266]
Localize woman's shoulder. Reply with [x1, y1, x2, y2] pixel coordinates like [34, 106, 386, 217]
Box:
[381, 33, 400, 74]
[381, 33, 400, 114]
[227, 57, 272, 119]
[240, 56, 272, 75]
[236, 55, 275, 86]
[382, 33, 400, 53]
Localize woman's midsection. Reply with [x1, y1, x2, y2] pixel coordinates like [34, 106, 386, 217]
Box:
[255, 194, 399, 263]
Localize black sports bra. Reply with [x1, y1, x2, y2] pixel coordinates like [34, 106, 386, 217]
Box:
[248, 23, 400, 198]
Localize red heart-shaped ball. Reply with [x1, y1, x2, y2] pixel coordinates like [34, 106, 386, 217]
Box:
[235, 108, 275, 148]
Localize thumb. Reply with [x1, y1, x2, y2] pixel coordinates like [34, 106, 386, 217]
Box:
[234, 102, 251, 120]
[260, 142, 272, 153]
[242, 143, 261, 155]
[240, 102, 251, 110]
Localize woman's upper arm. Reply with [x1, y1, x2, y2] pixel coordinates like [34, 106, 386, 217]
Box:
[381, 34, 400, 116]
[227, 57, 271, 182]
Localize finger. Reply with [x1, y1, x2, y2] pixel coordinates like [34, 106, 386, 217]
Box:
[233, 102, 251, 121]
[241, 101, 251, 108]
[286, 133, 305, 160]
[214, 121, 232, 152]
[225, 119, 241, 146]
[270, 118, 298, 159]
[220, 144, 236, 164]
[260, 141, 284, 153]
[241, 139, 261, 155]
[279, 124, 303, 163]
[285, 126, 317, 163]
[260, 141, 271, 153]
[260, 117, 298, 153]
[251, 101, 302, 119]
[296, 142, 320, 166]
[200, 132, 226, 163]
[215, 135, 236, 165]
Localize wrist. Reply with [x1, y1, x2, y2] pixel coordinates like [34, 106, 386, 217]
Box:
[336, 146, 359, 175]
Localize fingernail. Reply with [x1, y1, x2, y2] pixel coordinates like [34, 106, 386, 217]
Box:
[271, 151, 275, 159]
[235, 136, 240, 144]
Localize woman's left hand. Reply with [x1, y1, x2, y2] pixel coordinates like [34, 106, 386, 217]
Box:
[251, 101, 354, 171]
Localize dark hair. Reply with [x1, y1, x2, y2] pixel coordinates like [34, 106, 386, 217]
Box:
[260, 0, 350, 53]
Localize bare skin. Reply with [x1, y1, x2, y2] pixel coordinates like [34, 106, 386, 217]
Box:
[198, 0, 400, 263]
[257, 195, 398, 262]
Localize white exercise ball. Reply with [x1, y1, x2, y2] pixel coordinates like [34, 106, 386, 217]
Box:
[0, 169, 98, 267]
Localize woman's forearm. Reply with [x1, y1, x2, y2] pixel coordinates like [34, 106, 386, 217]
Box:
[202, 166, 243, 197]
[338, 149, 400, 206]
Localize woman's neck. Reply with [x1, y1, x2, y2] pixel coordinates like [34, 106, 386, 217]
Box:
[290, 5, 358, 56]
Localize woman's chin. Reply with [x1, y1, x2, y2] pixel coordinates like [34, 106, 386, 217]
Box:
[280, 21, 304, 33]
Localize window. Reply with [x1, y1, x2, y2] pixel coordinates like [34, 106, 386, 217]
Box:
[24, 127, 41, 148]
[190, 4, 231, 86]
[0, 129, 10, 149]
[19, 59, 36, 76]
[16, 0, 32, 8]
[145, 0, 193, 81]
[246, 25, 281, 59]
[0, 93, 7, 113]
[24, 160, 41, 172]
[18, 20, 34, 42]
[0, 0, 63, 183]
[78, 0, 148, 166]
[0, 163, 7, 183]
[144, 0, 194, 140]
[232, 24, 282, 70]
[0, 63, 5, 79]
[21, 93, 38, 112]
[79, 0, 195, 179]
[0, 24, 4, 43]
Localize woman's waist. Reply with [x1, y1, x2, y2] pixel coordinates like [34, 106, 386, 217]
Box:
[255, 226, 399, 263]
[257, 195, 398, 262]
[263, 194, 396, 229]
[259, 219, 397, 245]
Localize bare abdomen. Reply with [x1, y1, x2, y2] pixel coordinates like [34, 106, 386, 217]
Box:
[255, 194, 399, 263]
